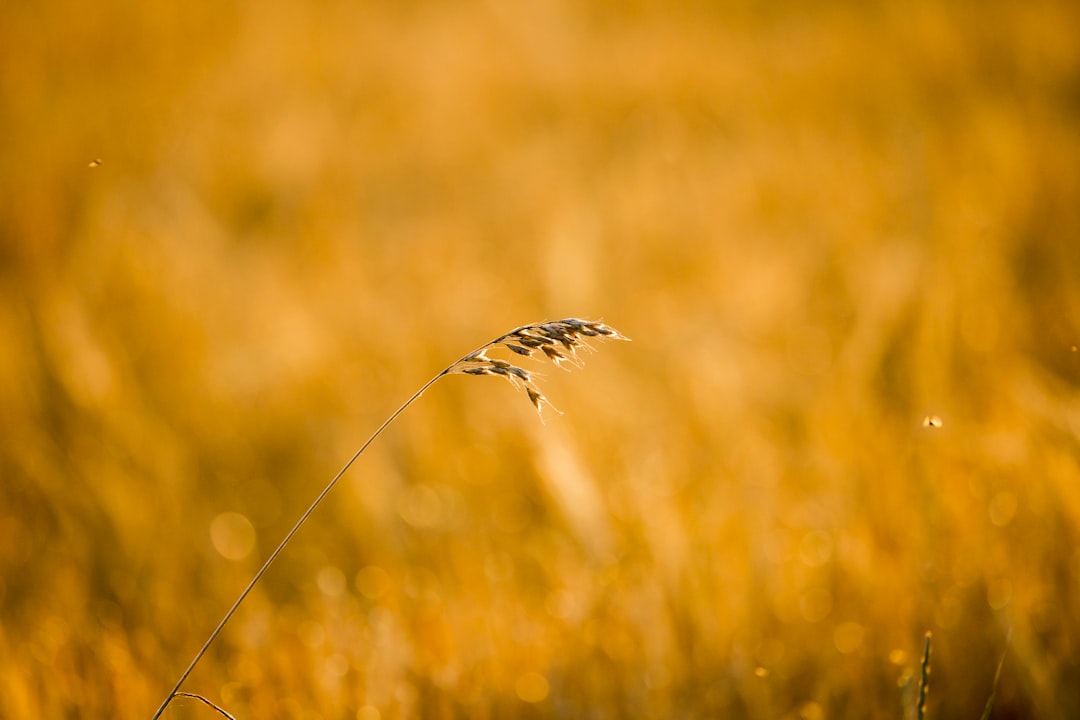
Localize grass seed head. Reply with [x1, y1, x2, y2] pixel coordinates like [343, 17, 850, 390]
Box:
[448, 319, 628, 415]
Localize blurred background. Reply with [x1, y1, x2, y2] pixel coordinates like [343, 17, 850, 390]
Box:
[2, 1, 1079, 718]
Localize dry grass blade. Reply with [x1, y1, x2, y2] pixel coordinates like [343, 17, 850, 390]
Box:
[150, 319, 627, 720]
[175, 693, 237, 720]
[980, 630, 1011, 720]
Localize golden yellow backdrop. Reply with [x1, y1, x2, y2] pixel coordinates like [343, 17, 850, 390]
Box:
[1, 1, 1079, 718]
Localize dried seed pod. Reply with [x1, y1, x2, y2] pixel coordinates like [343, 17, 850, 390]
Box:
[517, 332, 554, 346]
[542, 345, 567, 362]
[503, 343, 532, 356]
[526, 386, 546, 412]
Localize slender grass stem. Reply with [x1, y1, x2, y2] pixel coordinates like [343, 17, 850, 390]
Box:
[150, 320, 626, 719]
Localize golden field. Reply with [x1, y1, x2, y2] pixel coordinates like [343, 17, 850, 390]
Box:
[2, 1, 1079, 717]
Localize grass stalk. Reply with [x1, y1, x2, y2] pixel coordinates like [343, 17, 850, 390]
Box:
[150, 319, 626, 720]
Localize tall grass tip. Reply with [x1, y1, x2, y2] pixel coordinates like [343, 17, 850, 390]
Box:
[150, 319, 628, 720]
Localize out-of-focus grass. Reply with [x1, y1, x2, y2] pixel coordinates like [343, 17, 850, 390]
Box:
[2, 1, 1079, 718]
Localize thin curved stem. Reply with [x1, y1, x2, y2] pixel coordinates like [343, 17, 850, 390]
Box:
[150, 366, 453, 720]
[174, 693, 237, 719]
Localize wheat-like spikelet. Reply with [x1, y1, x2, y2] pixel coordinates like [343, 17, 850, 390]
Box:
[917, 632, 932, 720]
[151, 319, 627, 720]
